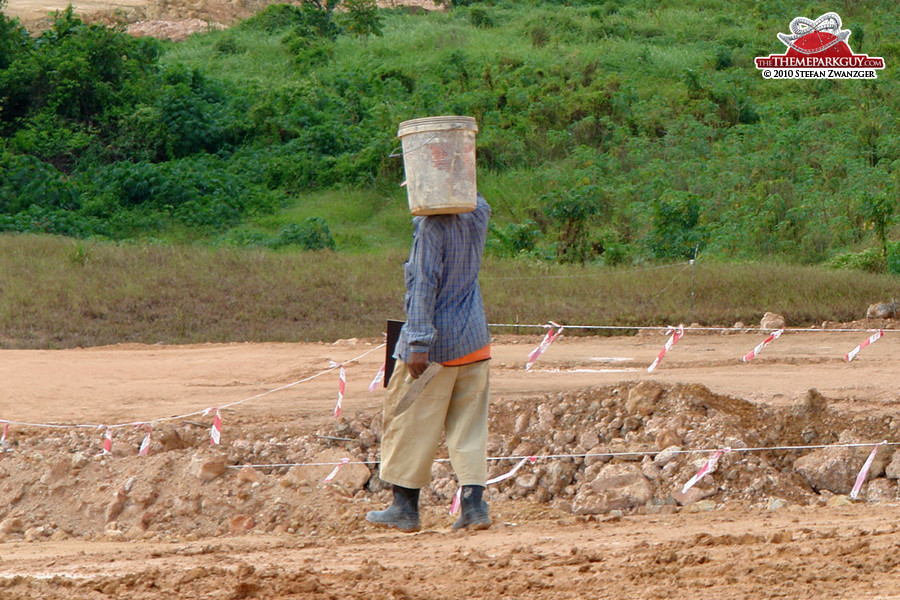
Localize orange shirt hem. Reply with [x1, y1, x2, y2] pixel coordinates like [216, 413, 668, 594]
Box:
[440, 343, 491, 366]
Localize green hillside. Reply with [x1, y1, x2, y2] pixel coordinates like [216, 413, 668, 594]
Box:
[1, 0, 898, 267]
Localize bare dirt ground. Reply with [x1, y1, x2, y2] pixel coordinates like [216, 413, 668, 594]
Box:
[2, 327, 900, 599]
[3, 0, 442, 40]
[3, 0, 900, 593]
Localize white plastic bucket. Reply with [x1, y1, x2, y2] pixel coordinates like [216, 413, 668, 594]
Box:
[397, 116, 478, 216]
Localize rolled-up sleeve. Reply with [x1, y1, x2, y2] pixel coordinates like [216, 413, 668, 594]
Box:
[403, 218, 444, 352]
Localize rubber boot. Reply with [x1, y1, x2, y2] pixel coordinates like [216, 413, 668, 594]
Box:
[366, 485, 420, 532]
[452, 485, 491, 530]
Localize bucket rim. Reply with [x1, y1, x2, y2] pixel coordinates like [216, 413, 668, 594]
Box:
[397, 115, 478, 137]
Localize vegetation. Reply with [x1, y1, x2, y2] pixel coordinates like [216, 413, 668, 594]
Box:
[1, 235, 897, 349]
[0, 0, 897, 263]
[0, 0, 898, 347]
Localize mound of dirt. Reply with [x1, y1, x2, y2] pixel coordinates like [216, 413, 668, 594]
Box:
[1, 382, 896, 544]
[6, 0, 443, 40]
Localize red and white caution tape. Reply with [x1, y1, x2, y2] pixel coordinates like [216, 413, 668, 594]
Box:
[647, 325, 685, 373]
[525, 322, 564, 370]
[204, 408, 222, 445]
[137, 423, 152, 456]
[681, 447, 730, 494]
[850, 441, 886, 499]
[450, 456, 538, 515]
[743, 328, 784, 362]
[330, 362, 347, 418]
[486, 456, 538, 486]
[845, 330, 884, 362]
[368, 362, 386, 392]
[0, 344, 388, 456]
[323, 458, 350, 483]
[100, 427, 113, 455]
[450, 488, 462, 515]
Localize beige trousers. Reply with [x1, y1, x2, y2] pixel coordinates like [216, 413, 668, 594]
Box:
[379, 360, 490, 489]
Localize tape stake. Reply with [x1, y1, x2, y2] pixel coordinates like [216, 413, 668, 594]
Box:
[0, 421, 8, 445]
[138, 424, 152, 456]
[101, 427, 112, 455]
[368, 362, 386, 392]
[743, 328, 784, 362]
[335, 365, 346, 418]
[850, 441, 886, 500]
[450, 487, 462, 515]
[845, 330, 884, 362]
[208, 409, 222, 445]
[525, 321, 564, 370]
[324, 458, 350, 483]
[648, 325, 685, 373]
[681, 447, 730, 494]
[450, 456, 537, 515]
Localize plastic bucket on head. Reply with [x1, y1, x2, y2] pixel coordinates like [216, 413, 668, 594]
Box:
[397, 116, 478, 216]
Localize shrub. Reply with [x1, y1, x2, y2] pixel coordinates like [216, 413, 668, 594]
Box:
[254, 1, 340, 69]
[647, 191, 704, 261]
[0, 152, 79, 213]
[0, 1, 28, 70]
[238, 2, 338, 36]
[270, 217, 336, 250]
[542, 185, 604, 264]
[885, 241, 900, 276]
[468, 7, 495, 29]
[827, 247, 886, 274]
[0, 8, 160, 127]
[486, 220, 540, 257]
[74, 157, 280, 237]
[342, 0, 383, 39]
[0, 205, 103, 237]
[213, 36, 245, 55]
[858, 191, 895, 257]
[282, 28, 335, 68]
[158, 82, 237, 159]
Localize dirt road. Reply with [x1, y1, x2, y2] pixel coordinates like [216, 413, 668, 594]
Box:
[2, 330, 900, 599]
[3, 329, 899, 425]
[3, 0, 441, 39]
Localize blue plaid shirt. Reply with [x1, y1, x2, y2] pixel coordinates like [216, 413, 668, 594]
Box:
[395, 195, 491, 364]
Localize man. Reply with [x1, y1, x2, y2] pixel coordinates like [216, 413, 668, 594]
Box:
[366, 193, 492, 532]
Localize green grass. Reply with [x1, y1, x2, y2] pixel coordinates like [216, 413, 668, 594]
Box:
[160, 28, 297, 89]
[1, 234, 896, 349]
[251, 187, 412, 251]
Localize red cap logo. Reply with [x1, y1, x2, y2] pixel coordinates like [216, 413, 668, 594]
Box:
[756, 12, 885, 79]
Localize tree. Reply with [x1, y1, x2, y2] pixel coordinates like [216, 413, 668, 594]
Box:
[343, 0, 382, 40]
[647, 191, 704, 261]
[859, 191, 896, 257]
[543, 185, 604, 264]
[0, 0, 28, 71]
